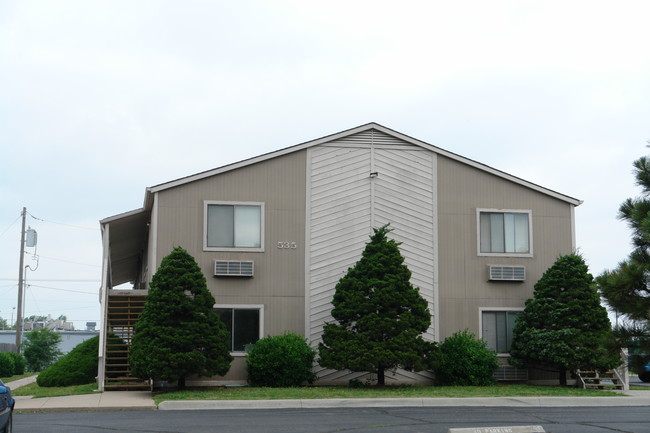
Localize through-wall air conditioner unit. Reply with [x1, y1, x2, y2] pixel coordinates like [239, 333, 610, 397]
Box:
[488, 265, 525, 282]
[214, 260, 254, 277]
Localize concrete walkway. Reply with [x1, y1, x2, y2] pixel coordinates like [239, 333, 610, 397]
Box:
[5, 374, 38, 389]
[6, 375, 156, 412]
[14, 391, 157, 412]
[6, 375, 650, 412]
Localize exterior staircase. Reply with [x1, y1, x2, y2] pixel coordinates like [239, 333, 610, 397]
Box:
[576, 370, 625, 390]
[104, 293, 149, 391]
[577, 350, 629, 391]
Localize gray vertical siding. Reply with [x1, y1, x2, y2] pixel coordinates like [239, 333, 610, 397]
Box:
[436, 155, 575, 342]
[153, 150, 308, 384]
[307, 130, 436, 384]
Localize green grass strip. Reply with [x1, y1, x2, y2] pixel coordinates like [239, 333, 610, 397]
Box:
[11, 382, 99, 398]
[153, 384, 625, 405]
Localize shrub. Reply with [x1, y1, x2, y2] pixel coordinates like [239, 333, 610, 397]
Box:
[435, 330, 498, 386]
[246, 333, 317, 387]
[23, 328, 62, 371]
[6, 352, 26, 375]
[0, 352, 16, 377]
[37, 336, 99, 387]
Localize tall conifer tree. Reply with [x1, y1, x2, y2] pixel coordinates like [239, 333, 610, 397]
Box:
[318, 225, 436, 386]
[130, 247, 232, 388]
[510, 254, 618, 385]
[596, 150, 650, 370]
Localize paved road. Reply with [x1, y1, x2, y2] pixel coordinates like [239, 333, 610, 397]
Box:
[13, 405, 650, 433]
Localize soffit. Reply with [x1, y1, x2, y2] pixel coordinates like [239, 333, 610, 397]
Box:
[101, 209, 150, 287]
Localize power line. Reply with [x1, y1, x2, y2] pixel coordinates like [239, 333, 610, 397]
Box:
[28, 284, 97, 295]
[26, 211, 98, 231]
[37, 255, 101, 268]
[0, 278, 100, 282]
[0, 213, 22, 239]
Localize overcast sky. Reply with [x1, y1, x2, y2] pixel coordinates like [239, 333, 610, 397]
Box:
[1, 1, 649, 330]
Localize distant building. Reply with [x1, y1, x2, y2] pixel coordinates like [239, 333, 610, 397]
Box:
[23, 315, 74, 332]
[0, 330, 99, 354]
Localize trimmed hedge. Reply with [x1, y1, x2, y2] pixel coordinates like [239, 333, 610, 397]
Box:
[6, 352, 26, 375]
[435, 330, 498, 386]
[246, 333, 317, 387]
[37, 336, 99, 387]
[0, 352, 15, 377]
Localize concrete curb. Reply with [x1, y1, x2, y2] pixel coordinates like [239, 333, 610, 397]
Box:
[158, 394, 650, 410]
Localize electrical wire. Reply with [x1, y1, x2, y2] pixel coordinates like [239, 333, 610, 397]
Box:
[0, 278, 100, 282]
[26, 211, 98, 231]
[28, 284, 97, 295]
[0, 213, 22, 239]
[37, 255, 101, 268]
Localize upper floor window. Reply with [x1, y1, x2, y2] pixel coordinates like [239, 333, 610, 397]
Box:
[204, 202, 264, 251]
[478, 209, 532, 256]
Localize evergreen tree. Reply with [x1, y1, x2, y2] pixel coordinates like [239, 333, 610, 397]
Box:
[596, 150, 650, 357]
[510, 254, 619, 385]
[130, 247, 233, 388]
[318, 225, 436, 386]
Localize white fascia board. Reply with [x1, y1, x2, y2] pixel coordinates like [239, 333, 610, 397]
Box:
[371, 124, 583, 207]
[145, 122, 582, 207]
[100, 207, 148, 225]
[147, 123, 381, 194]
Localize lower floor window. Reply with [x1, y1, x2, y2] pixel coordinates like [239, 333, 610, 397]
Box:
[214, 307, 261, 352]
[482, 310, 520, 353]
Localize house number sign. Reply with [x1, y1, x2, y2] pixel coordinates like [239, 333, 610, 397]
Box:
[277, 241, 298, 249]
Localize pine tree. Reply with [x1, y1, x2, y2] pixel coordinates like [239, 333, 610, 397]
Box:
[596, 150, 650, 369]
[510, 254, 619, 385]
[318, 225, 436, 386]
[130, 247, 233, 388]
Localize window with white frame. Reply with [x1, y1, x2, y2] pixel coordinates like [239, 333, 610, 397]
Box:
[205, 202, 263, 250]
[478, 210, 531, 255]
[214, 306, 262, 352]
[481, 310, 521, 353]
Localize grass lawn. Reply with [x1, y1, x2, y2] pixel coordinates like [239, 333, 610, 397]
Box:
[8, 378, 646, 403]
[11, 382, 99, 398]
[152, 384, 626, 405]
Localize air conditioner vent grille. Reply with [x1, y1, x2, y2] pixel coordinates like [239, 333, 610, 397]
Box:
[493, 366, 528, 381]
[214, 260, 254, 277]
[488, 265, 525, 281]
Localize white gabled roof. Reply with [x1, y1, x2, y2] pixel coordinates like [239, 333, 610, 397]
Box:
[145, 122, 581, 207]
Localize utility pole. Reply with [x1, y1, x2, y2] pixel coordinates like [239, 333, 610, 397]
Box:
[15, 207, 26, 353]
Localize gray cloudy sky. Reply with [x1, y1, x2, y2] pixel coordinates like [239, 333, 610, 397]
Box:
[1, 1, 649, 329]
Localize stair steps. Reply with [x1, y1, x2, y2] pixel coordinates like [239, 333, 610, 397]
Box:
[577, 370, 624, 390]
[104, 294, 149, 391]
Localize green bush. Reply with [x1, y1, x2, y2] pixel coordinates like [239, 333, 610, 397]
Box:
[6, 352, 26, 375]
[0, 352, 16, 377]
[37, 336, 99, 387]
[23, 328, 62, 371]
[246, 333, 317, 387]
[435, 330, 498, 386]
